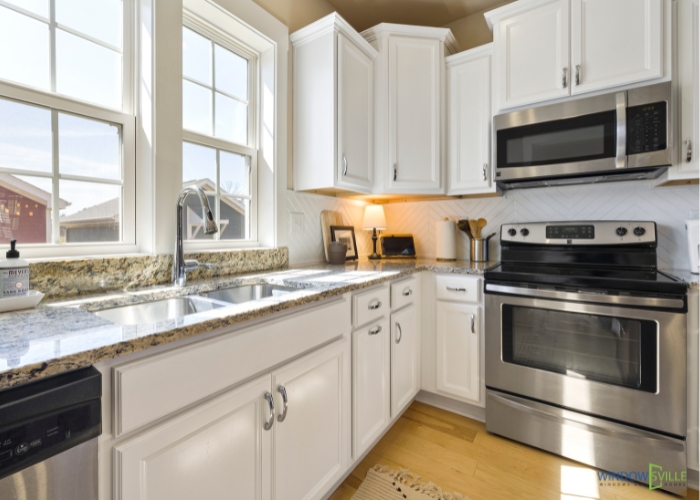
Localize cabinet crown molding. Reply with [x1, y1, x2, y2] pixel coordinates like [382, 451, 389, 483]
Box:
[446, 42, 493, 67]
[360, 23, 461, 54]
[290, 12, 378, 59]
[484, 0, 565, 30]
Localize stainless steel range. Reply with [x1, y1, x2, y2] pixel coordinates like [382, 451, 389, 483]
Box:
[484, 221, 688, 495]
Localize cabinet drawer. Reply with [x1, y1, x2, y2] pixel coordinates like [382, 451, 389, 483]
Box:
[113, 297, 350, 437]
[353, 285, 390, 327]
[435, 274, 480, 303]
[391, 277, 416, 311]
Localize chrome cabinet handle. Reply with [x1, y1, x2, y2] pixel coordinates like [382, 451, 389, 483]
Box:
[343, 155, 348, 176]
[368, 300, 382, 310]
[562, 67, 568, 88]
[470, 314, 475, 334]
[393, 164, 397, 181]
[482, 164, 488, 181]
[369, 325, 382, 335]
[277, 385, 288, 422]
[402, 287, 413, 297]
[446, 287, 467, 292]
[575, 64, 581, 86]
[396, 322, 402, 344]
[263, 392, 275, 430]
[686, 140, 693, 162]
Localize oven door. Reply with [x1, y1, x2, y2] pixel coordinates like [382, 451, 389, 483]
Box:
[485, 284, 687, 437]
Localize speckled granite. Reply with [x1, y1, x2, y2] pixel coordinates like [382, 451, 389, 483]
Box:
[663, 269, 700, 290]
[0, 258, 492, 389]
[29, 248, 289, 298]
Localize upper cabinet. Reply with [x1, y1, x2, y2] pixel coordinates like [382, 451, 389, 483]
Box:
[292, 13, 377, 195]
[363, 25, 460, 195]
[486, 0, 669, 110]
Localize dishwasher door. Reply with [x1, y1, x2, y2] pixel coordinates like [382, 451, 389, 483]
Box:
[0, 366, 101, 500]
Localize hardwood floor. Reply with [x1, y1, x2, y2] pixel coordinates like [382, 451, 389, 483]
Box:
[329, 401, 699, 500]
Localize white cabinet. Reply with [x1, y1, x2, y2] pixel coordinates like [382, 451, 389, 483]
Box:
[492, 0, 570, 109]
[436, 302, 480, 404]
[352, 318, 391, 459]
[291, 13, 377, 195]
[272, 340, 350, 500]
[115, 376, 273, 500]
[486, 0, 669, 110]
[391, 304, 420, 416]
[363, 24, 460, 195]
[446, 44, 496, 195]
[570, 0, 663, 95]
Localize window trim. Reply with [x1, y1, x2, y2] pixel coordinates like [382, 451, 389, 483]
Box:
[182, 12, 259, 249]
[0, 0, 136, 258]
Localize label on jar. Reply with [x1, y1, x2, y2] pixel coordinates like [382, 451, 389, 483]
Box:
[2, 267, 29, 297]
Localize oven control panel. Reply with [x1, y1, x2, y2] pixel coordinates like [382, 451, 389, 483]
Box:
[501, 221, 657, 245]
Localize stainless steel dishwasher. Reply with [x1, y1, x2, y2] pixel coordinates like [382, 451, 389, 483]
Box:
[0, 366, 101, 500]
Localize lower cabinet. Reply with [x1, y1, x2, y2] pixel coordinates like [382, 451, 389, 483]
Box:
[391, 304, 420, 417]
[352, 318, 391, 459]
[436, 301, 480, 404]
[114, 339, 350, 500]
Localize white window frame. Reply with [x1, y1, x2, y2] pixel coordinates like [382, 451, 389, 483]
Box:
[182, 12, 259, 250]
[0, 0, 136, 259]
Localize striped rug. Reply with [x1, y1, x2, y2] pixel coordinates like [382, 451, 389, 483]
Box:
[351, 465, 471, 500]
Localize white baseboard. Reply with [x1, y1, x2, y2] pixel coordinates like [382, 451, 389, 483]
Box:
[414, 390, 485, 422]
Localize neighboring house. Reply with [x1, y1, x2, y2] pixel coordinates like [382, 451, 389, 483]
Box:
[0, 174, 69, 244]
[58, 179, 246, 243]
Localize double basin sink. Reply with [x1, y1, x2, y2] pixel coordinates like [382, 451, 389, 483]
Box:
[93, 284, 296, 326]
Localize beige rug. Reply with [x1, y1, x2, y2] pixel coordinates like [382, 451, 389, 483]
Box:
[351, 465, 471, 500]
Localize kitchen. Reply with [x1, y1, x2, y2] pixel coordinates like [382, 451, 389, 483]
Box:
[0, 0, 697, 499]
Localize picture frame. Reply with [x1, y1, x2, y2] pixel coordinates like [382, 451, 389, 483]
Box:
[329, 225, 359, 261]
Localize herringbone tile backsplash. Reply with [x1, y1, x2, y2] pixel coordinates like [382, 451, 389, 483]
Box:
[286, 181, 699, 270]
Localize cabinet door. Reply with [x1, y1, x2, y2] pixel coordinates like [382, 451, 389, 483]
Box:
[678, 0, 699, 176]
[391, 305, 419, 416]
[571, 0, 663, 96]
[337, 33, 374, 192]
[448, 53, 492, 195]
[115, 375, 273, 500]
[352, 318, 391, 459]
[388, 36, 442, 193]
[272, 340, 350, 500]
[496, 0, 570, 109]
[436, 302, 480, 404]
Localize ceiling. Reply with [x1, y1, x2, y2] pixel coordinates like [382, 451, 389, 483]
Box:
[325, 0, 509, 32]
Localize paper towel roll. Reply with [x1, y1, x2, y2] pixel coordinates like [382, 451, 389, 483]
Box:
[436, 219, 457, 261]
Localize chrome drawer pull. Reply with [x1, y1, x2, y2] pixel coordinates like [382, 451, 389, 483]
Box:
[482, 164, 487, 181]
[562, 67, 568, 88]
[446, 287, 467, 292]
[575, 64, 581, 85]
[369, 326, 382, 335]
[343, 155, 348, 176]
[396, 323, 402, 344]
[277, 385, 288, 422]
[402, 288, 413, 297]
[263, 392, 275, 430]
[470, 314, 475, 334]
[368, 300, 382, 310]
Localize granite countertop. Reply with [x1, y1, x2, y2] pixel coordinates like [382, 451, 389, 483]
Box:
[0, 258, 493, 390]
[663, 269, 699, 290]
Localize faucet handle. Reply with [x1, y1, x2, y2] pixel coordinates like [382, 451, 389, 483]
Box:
[184, 259, 215, 272]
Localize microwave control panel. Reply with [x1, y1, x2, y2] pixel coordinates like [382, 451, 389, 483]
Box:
[626, 101, 667, 155]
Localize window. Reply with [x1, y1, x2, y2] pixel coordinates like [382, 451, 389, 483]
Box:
[0, 0, 134, 251]
[182, 16, 257, 243]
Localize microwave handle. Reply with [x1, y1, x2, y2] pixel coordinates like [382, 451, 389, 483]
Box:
[615, 91, 627, 169]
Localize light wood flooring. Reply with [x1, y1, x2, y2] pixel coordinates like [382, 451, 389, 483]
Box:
[329, 401, 699, 500]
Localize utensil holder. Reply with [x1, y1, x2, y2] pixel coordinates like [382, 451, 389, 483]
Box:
[470, 238, 489, 262]
[328, 243, 347, 265]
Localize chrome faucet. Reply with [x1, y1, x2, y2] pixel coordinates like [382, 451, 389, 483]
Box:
[173, 185, 219, 286]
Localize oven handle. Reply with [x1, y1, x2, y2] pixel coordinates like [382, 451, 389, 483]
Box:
[485, 283, 685, 309]
[615, 90, 627, 169]
[488, 392, 685, 450]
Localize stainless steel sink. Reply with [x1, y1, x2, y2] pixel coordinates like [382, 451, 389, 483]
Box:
[93, 296, 228, 325]
[200, 284, 297, 304]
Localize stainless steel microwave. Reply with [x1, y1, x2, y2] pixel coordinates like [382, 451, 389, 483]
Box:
[493, 82, 673, 189]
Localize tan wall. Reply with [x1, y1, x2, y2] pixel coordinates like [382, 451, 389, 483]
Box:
[252, 0, 335, 33]
[444, 0, 514, 51]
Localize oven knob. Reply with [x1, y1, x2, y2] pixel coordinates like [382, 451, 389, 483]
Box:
[508, 228, 516, 236]
[616, 227, 627, 236]
[520, 228, 529, 236]
[633, 227, 646, 236]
